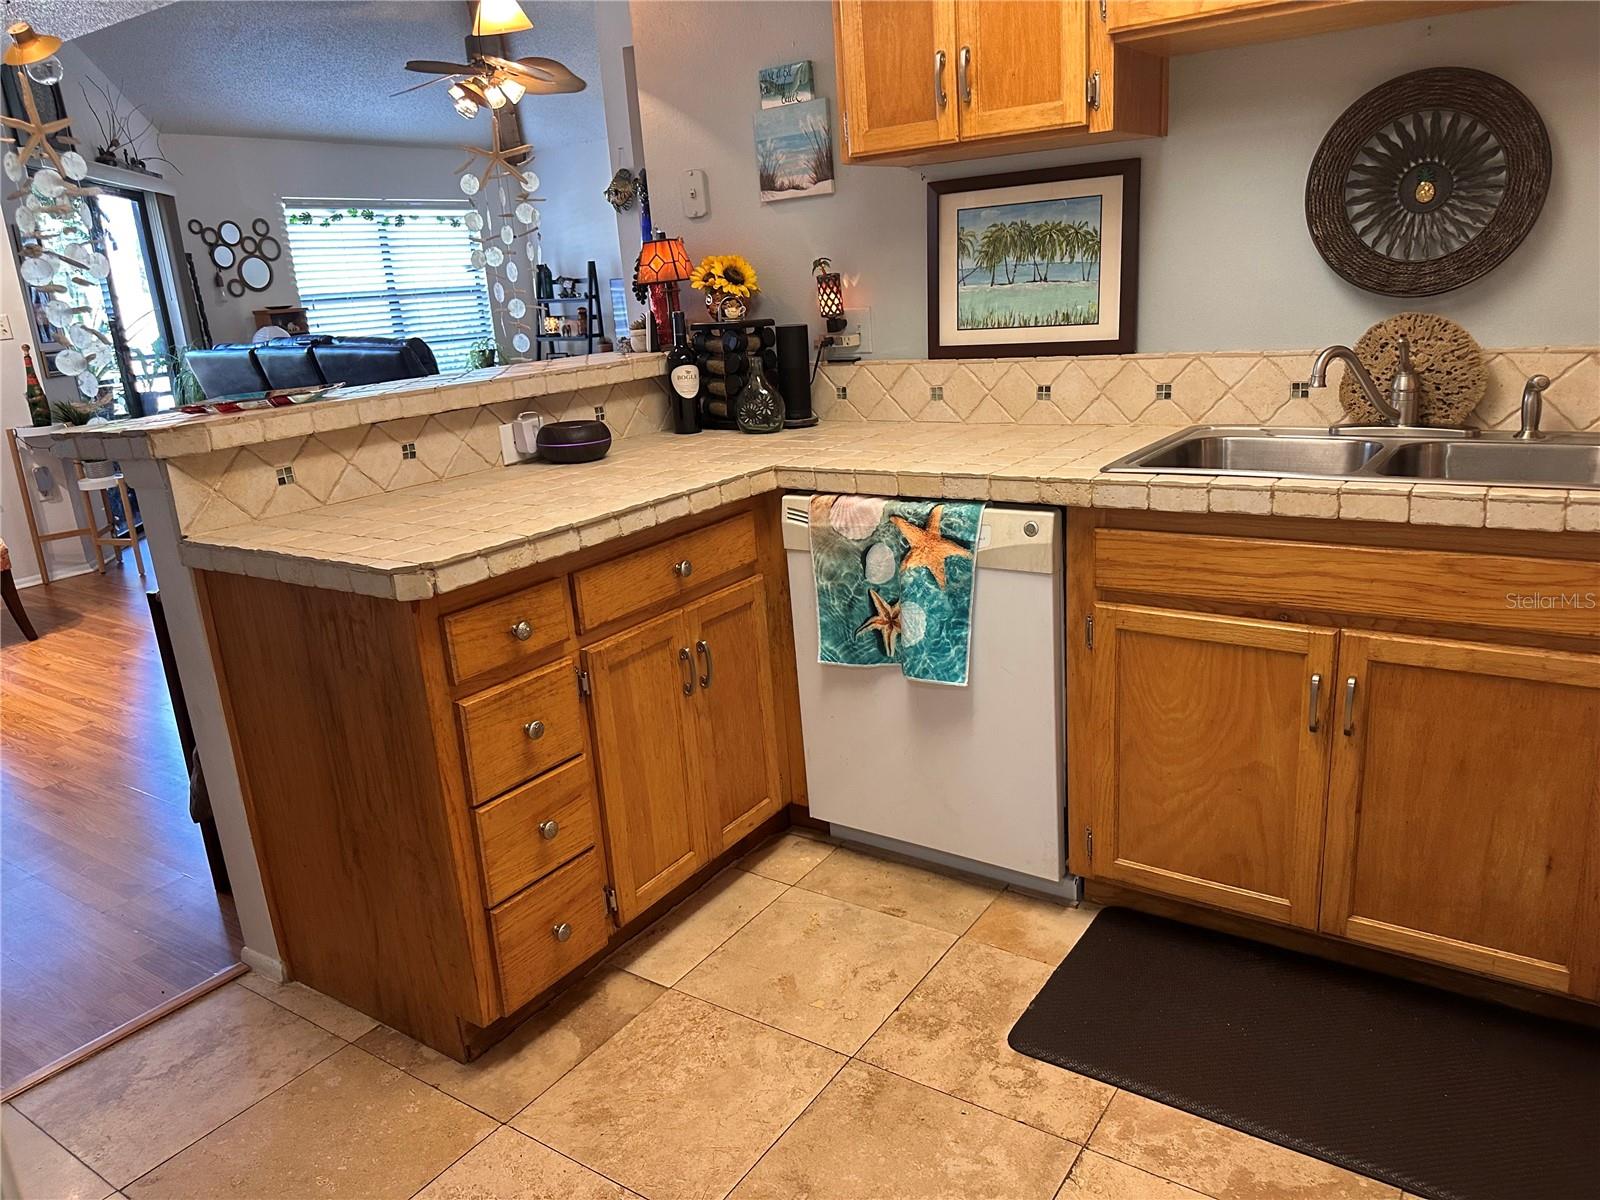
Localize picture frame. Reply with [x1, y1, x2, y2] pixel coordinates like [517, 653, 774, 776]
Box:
[927, 159, 1140, 358]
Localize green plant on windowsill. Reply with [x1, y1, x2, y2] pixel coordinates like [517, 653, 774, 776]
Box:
[466, 338, 498, 370]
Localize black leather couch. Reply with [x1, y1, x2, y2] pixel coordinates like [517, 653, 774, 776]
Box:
[185, 335, 439, 400]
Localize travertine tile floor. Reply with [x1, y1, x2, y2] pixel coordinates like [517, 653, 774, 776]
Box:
[4, 833, 1413, 1200]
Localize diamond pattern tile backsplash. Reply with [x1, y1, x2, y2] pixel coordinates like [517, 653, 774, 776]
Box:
[811, 348, 1598, 431]
[165, 347, 1596, 536]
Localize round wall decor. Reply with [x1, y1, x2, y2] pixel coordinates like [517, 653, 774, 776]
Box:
[1306, 68, 1550, 297]
[1339, 312, 1487, 427]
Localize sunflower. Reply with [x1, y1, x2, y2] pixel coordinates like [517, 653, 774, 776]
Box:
[688, 253, 760, 298]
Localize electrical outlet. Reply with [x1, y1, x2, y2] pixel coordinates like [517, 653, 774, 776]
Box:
[834, 307, 871, 356]
[0, 314, 13, 340]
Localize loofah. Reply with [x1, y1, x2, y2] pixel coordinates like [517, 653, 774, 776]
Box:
[1339, 312, 1488, 427]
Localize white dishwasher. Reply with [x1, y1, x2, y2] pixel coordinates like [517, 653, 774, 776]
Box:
[782, 495, 1070, 890]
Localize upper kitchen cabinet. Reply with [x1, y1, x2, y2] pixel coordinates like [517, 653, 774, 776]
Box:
[834, 0, 1167, 163]
[1107, 1, 1504, 56]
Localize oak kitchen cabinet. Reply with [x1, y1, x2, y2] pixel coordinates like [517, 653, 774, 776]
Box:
[201, 497, 802, 1061]
[833, 0, 1167, 162]
[1069, 510, 1600, 1000]
[1106, 1, 1504, 56]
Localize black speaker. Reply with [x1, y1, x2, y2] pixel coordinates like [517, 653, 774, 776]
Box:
[775, 323, 817, 428]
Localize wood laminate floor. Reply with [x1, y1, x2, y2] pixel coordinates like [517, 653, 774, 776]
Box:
[1, 553, 241, 1093]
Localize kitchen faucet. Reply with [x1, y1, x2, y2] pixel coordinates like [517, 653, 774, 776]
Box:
[1309, 335, 1423, 428]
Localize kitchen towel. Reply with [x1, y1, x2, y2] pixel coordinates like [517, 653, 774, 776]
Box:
[809, 494, 984, 686]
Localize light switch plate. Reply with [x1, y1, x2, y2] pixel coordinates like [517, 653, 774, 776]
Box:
[681, 168, 708, 219]
[0, 313, 13, 340]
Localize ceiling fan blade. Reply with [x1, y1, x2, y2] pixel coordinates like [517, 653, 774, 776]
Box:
[390, 73, 459, 97]
[405, 59, 475, 74]
[514, 57, 587, 93]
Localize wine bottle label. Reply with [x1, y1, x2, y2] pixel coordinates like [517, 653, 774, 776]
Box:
[670, 364, 701, 398]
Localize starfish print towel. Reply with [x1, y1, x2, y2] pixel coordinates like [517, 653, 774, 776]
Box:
[808, 494, 985, 686]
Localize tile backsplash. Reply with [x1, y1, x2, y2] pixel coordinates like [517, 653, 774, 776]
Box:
[165, 346, 1596, 537]
[811, 348, 1599, 432]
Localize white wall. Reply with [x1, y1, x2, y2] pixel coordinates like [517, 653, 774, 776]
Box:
[631, 1, 1600, 358]
[529, 134, 626, 329]
[160, 133, 477, 346]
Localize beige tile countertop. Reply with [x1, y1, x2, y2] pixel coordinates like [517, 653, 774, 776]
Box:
[32, 352, 667, 461]
[178, 422, 1600, 599]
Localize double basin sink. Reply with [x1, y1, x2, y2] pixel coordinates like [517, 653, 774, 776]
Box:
[1104, 427, 1600, 489]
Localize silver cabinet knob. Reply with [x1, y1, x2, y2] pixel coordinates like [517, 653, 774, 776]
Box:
[538, 819, 559, 840]
[509, 619, 533, 641]
[524, 720, 545, 740]
[552, 922, 572, 942]
[673, 559, 692, 578]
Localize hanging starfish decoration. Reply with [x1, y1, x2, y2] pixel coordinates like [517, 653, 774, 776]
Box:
[854, 589, 904, 657]
[890, 504, 972, 589]
[1, 66, 75, 177]
[456, 120, 534, 188]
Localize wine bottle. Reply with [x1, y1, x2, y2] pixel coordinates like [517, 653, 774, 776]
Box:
[22, 344, 51, 427]
[703, 353, 747, 377]
[665, 312, 701, 435]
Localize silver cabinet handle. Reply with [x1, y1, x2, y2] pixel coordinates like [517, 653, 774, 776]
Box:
[678, 646, 694, 696]
[538, 819, 559, 840]
[1342, 676, 1358, 736]
[524, 719, 545, 740]
[1307, 673, 1322, 733]
[509, 619, 533, 641]
[673, 559, 692, 578]
[934, 49, 948, 108]
[551, 922, 572, 942]
[958, 45, 972, 104]
[696, 639, 713, 689]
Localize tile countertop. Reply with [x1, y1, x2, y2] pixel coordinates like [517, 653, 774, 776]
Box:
[29, 352, 668, 461]
[177, 422, 1600, 600]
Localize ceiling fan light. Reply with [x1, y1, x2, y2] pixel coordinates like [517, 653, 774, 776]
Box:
[483, 82, 508, 109]
[472, 0, 532, 37]
[498, 76, 526, 104]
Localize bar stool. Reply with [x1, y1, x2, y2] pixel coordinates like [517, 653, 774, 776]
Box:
[76, 465, 146, 578]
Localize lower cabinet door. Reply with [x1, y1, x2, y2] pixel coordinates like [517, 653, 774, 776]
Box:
[584, 608, 708, 922]
[1320, 632, 1600, 996]
[1088, 604, 1336, 928]
[686, 577, 784, 852]
[491, 849, 609, 1014]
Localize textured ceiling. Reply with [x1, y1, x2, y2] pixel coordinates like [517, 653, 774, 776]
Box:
[71, 0, 606, 147]
[3, 0, 173, 40]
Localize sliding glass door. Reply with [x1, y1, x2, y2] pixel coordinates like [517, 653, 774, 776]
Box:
[88, 186, 180, 416]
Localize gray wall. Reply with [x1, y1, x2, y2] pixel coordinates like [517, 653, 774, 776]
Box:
[630, 0, 1600, 358]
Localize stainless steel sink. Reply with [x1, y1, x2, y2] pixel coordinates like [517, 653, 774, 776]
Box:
[1370, 440, 1600, 488]
[1104, 426, 1600, 490]
[1131, 433, 1387, 476]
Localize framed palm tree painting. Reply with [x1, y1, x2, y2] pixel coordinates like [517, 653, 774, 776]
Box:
[927, 160, 1139, 358]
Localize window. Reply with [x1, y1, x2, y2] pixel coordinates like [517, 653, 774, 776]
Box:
[280, 202, 493, 373]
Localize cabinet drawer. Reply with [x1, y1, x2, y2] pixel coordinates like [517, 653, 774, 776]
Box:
[475, 757, 598, 906]
[491, 848, 610, 1013]
[443, 578, 573, 685]
[573, 513, 757, 631]
[458, 658, 584, 804]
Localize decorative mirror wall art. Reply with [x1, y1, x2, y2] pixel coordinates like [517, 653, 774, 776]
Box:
[1306, 68, 1550, 297]
[189, 215, 279, 298]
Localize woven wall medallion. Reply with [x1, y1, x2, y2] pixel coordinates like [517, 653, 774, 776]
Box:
[1306, 68, 1550, 297]
[1340, 312, 1487, 426]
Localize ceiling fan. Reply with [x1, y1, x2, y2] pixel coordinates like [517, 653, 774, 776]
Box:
[397, 0, 586, 119]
